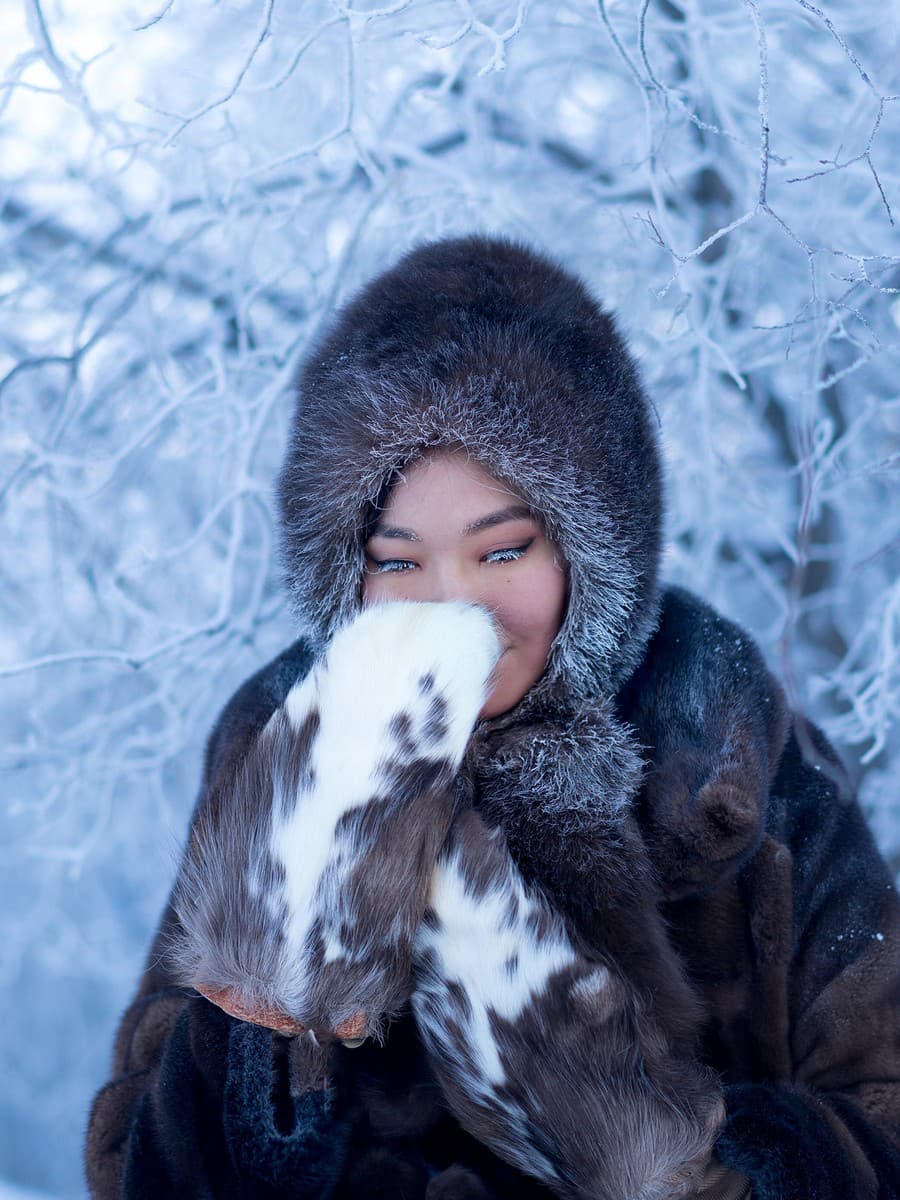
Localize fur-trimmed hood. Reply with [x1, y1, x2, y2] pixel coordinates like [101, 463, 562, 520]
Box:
[277, 233, 663, 709]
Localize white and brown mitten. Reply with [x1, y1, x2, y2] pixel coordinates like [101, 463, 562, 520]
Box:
[412, 807, 725, 1200]
[167, 599, 501, 1050]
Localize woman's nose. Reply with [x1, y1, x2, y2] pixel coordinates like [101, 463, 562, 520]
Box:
[427, 565, 482, 607]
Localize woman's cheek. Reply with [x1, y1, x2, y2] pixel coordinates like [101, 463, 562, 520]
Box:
[362, 571, 409, 605]
[498, 566, 566, 649]
[362, 575, 383, 605]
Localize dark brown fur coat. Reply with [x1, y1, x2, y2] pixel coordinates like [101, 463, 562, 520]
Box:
[85, 235, 900, 1199]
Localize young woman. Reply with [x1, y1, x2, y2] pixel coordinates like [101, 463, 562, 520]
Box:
[85, 235, 900, 1199]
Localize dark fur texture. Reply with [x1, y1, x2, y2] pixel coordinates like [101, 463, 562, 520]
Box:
[616, 585, 791, 902]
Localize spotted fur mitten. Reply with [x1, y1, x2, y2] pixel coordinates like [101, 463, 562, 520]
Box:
[412, 807, 725, 1200]
[167, 599, 501, 1044]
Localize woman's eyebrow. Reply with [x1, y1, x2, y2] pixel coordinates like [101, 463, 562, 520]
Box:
[462, 503, 534, 535]
[370, 504, 534, 542]
[367, 525, 422, 544]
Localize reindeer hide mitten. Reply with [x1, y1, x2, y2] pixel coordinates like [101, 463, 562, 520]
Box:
[166, 599, 501, 1044]
[468, 696, 705, 1055]
[412, 807, 725, 1200]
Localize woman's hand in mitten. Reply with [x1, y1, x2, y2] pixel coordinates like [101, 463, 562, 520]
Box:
[411, 807, 725, 1200]
[167, 599, 501, 1047]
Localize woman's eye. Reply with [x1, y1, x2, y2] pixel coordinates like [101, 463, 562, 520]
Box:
[484, 540, 533, 565]
[366, 558, 415, 575]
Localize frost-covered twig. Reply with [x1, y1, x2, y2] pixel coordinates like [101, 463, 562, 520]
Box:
[1, 1, 899, 1193]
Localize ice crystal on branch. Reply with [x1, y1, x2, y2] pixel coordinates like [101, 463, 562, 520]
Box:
[1, 0, 898, 1193]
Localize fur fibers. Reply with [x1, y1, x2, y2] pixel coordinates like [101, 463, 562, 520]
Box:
[167, 601, 500, 1042]
[615, 585, 791, 902]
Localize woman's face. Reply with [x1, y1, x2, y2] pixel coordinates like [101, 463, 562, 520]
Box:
[362, 452, 568, 719]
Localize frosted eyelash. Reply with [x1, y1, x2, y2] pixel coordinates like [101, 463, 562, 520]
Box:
[485, 540, 533, 564]
[364, 558, 416, 574]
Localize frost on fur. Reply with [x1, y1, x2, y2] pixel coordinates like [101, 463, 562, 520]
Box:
[167, 600, 501, 1041]
[412, 808, 724, 1200]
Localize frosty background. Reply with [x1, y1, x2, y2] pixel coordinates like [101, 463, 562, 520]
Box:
[1, 0, 898, 1194]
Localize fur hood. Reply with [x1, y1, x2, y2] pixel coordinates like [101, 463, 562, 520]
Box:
[277, 233, 663, 709]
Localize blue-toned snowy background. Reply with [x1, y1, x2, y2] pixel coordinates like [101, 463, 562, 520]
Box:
[1, 0, 898, 1194]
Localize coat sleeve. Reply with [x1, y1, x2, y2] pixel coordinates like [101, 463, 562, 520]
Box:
[84, 639, 354, 1199]
[713, 721, 900, 1200]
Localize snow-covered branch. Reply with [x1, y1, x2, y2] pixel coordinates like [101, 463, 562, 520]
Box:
[1, 0, 898, 1193]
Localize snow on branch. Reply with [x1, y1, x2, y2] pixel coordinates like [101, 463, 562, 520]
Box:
[0, 0, 898, 1192]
